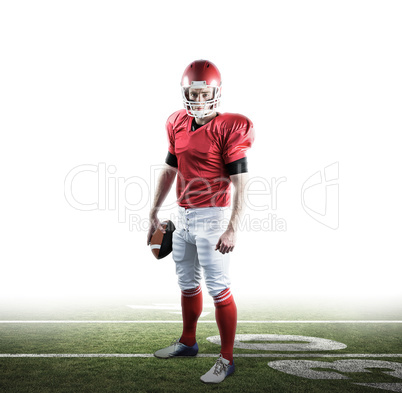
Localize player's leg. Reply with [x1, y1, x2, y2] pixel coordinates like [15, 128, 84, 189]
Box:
[154, 222, 201, 358]
[173, 215, 203, 347]
[195, 207, 237, 383]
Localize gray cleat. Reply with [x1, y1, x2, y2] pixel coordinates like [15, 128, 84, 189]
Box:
[154, 338, 199, 359]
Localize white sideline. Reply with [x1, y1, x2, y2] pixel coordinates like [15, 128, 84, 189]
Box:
[1, 320, 402, 324]
[1, 353, 402, 358]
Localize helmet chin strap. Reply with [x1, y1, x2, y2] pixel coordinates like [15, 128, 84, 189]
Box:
[192, 110, 208, 119]
[192, 109, 216, 119]
[189, 101, 215, 119]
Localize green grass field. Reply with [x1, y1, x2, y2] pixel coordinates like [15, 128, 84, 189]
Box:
[1, 296, 401, 392]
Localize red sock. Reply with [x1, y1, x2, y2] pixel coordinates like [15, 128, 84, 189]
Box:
[214, 288, 237, 364]
[179, 285, 203, 347]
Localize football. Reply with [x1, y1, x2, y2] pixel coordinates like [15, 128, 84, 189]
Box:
[149, 220, 176, 259]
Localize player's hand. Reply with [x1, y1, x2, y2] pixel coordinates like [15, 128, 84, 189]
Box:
[215, 229, 237, 254]
[147, 214, 166, 245]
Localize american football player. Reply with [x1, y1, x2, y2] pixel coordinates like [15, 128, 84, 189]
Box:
[147, 59, 254, 384]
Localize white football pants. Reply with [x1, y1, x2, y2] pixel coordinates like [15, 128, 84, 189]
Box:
[172, 206, 231, 297]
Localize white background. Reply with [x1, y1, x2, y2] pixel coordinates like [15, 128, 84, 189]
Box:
[1, 1, 401, 302]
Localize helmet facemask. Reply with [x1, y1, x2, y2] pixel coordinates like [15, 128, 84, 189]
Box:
[181, 81, 221, 119]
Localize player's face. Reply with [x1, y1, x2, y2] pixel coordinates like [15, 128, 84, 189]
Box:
[188, 87, 214, 110]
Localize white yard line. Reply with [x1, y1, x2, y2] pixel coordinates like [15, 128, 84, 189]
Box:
[0, 320, 402, 324]
[0, 353, 401, 358]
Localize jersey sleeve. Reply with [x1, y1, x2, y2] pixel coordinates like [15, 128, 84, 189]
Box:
[165, 117, 175, 155]
[222, 119, 255, 164]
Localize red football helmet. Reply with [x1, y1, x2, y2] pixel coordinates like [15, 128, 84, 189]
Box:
[181, 60, 222, 118]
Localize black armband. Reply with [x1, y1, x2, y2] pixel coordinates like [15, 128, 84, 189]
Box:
[225, 157, 248, 175]
[165, 151, 178, 168]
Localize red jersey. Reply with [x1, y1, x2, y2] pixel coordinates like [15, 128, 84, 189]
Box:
[166, 109, 255, 208]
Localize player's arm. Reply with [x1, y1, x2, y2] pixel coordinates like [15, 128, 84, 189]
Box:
[215, 172, 249, 254]
[147, 163, 177, 245]
[227, 172, 249, 233]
